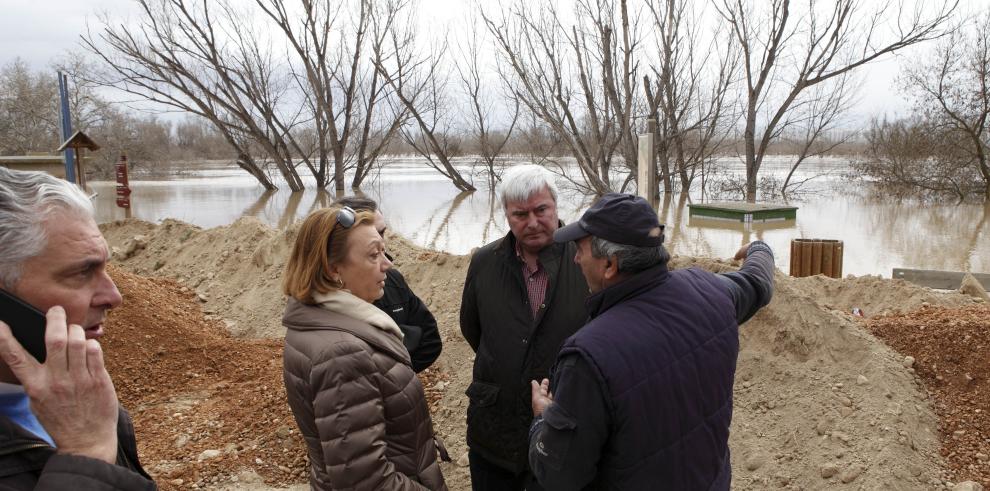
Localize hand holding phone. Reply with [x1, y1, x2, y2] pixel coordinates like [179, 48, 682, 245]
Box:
[0, 289, 46, 362]
[0, 306, 120, 463]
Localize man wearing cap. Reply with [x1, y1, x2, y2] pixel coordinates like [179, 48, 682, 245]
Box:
[528, 193, 775, 490]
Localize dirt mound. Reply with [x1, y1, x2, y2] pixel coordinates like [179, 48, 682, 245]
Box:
[104, 266, 305, 489]
[102, 218, 290, 339]
[101, 217, 986, 490]
[867, 304, 990, 487]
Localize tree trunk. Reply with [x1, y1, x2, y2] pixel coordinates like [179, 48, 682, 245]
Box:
[744, 108, 759, 202]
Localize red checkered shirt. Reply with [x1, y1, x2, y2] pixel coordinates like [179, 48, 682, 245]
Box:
[516, 241, 549, 319]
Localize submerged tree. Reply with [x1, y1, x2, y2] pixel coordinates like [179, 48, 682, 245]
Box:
[861, 117, 979, 201]
[714, 0, 956, 202]
[483, 0, 641, 195]
[455, 12, 519, 191]
[643, 0, 738, 196]
[374, 27, 477, 192]
[902, 11, 990, 201]
[83, 0, 421, 191]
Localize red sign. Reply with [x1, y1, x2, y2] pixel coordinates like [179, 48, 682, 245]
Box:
[115, 155, 131, 208]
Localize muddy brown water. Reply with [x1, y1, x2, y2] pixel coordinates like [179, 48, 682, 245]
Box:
[90, 157, 989, 278]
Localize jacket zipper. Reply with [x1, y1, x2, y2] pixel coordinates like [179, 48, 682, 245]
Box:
[0, 442, 50, 457]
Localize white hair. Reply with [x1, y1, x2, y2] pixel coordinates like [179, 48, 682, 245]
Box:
[0, 167, 94, 288]
[497, 164, 558, 209]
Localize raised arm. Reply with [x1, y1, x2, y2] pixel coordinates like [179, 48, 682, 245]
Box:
[718, 241, 775, 325]
[0, 307, 156, 490]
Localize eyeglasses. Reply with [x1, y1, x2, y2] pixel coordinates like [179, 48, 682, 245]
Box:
[326, 206, 357, 256]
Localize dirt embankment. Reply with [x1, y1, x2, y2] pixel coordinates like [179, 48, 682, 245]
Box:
[867, 304, 990, 486]
[100, 217, 988, 490]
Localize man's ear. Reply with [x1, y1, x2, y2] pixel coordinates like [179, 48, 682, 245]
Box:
[603, 256, 619, 280]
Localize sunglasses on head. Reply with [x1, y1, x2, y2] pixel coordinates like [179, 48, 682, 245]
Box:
[326, 206, 357, 256]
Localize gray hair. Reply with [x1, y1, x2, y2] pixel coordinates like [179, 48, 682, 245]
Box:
[590, 236, 669, 275]
[498, 164, 558, 209]
[0, 167, 94, 288]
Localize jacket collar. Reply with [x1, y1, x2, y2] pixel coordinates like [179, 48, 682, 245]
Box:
[283, 297, 411, 365]
[585, 263, 670, 319]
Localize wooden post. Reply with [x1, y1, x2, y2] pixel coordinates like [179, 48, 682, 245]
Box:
[800, 239, 813, 277]
[821, 241, 835, 277]
[810, 240, 823, 276]
[833, 241, 844, 278]
[74, 149, 87, 189]
[790, 240, 800, 277]
[637, 119, 657, 208]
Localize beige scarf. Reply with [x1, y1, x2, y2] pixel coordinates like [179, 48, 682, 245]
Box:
[312, 289, 404, 340]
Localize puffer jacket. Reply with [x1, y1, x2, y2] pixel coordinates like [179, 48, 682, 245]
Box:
[282, 291, 446, 491]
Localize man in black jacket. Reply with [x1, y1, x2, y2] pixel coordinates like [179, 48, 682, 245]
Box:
[528, 193, 775, 490]
[0, 167, 155, 489]
[460, 165, 589, 490]
[334, 197, 442, 372]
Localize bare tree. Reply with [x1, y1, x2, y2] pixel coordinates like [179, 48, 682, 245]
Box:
[255, 0, 410, 191]
[483, 0, 642, 195]
[455, 12, 520, 190]
[779, 73, 858, 197]
[374, 27, 477, 192]
[861, 117, 978, 201]
[82, 0, 297, 190]
[902, 11, 990, 200]
[0, 59, 61, 154]
[83, 0, 420, 192]
[643, 0, 738, 196]
[714, 0, 957, 202]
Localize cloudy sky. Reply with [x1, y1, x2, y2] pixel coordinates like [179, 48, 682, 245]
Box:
[2, 0, 958, 124]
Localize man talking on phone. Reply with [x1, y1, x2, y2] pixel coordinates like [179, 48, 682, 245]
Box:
[0, 166, 155, 489]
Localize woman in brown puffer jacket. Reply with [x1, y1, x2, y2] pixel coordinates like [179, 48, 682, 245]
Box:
[281, 206, 447, 490]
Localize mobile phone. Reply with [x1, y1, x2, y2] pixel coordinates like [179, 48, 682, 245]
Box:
[0, 289, 47, 362]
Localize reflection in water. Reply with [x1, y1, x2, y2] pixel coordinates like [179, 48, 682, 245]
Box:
[90, 160, 990, 278]
[964, 203, 990, 273]
[480, 190, 501, 246]
[241, 190, 276, 218]
[425, 191, 472, 250]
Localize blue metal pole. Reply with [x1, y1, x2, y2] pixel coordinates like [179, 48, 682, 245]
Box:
[57, 72, 76, 183]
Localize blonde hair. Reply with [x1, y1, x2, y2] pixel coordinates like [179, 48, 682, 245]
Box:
[282, 206, 375, 304]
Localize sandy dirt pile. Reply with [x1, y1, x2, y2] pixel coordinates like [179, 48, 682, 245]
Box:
[867, 304, 990, 487]
[100, 217, 986, 490]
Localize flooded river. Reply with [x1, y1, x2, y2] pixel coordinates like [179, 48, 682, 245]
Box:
[90, 157, 989, 279]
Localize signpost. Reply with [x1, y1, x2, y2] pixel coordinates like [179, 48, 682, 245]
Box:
[115, 155, 132, 213]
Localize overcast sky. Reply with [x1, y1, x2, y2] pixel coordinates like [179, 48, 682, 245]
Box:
[1, 0, 950, 124]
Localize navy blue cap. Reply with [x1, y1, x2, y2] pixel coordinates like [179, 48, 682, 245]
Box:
[554, 193, 664, 247]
